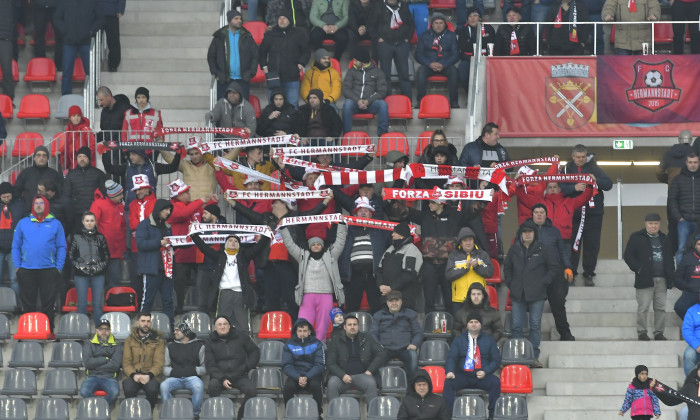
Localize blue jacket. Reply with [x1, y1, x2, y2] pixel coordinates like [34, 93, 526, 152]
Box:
[339, 225, 391, 282]
[683, 303, 700, 350]
[12, 212, 66, 270]
[458, 137, 510, 168]
[446, 331, 500, 377]
[415, 28, 459, 69]
[135, 199, 173, 275]
[99, 0, 126, 16]
[370, 307, 423, 351]
[282, 319, 325, 380]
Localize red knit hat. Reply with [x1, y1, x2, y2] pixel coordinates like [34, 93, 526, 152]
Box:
[68, 105, 82, 117]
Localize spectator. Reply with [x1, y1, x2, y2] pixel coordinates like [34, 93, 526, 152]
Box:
[194, 204, 226, 314]
[206, 315, 260, 420]
[544, 0, 590, 55]
[80, 319, 123, 406]
[503, 220, 560, 367]
[34, 0, 63, 70]
[135, 200, 175, 326]
[407, 0, 431, 37]
[100, 0, 125, 72]
[13, 146, 63, 211]
[96, 86, 131, 143]
[624, 213, 674, 341]
[53, 0, 102, 95]
[669, 153, 700, 266]
[215, 171, 271, 223]
[61, 106, 96, 171]
[445, 227, 494, 314]
[370, 290, 423, 379]
[457, 1, 485, 26]
[0, 0, 14, 103]
[12, 195, 66, 334]
[443, 312, 501, 419]
[309, 0, 350, 58]
[671, 0, 700, 54]
[259, 12, 311, 107]
[674, 235, 700, 320]
[398, 369, 450, 420]
[329, 307, 345, 340]
[191, 231, 270, 333]
[161, 321, 207, 418]
[266, 0, 312, 28]
[69, 211, 110, 323]
[658, 130, 693, 252]
[0, 183, 23, 296]
[297, 169, 340, 241]
[258, 89, 303, 137]
[454, 283, 503, 341]
[332, 180, 383, 219]
[298, 89, 344, 140]
[122, 87, 164, 144]
[90, 180, 126, 289]
[417, 130, 458, 164]
[561, 144, 613, 286]
[64, 147, 107, 234]
[494, 7, 536, 56]
[348, 0, 377, 58]
[583, 0, 605, 54]
[602, 0, 659, 54]
[102, 148, 181, 205]
[456, 8, 495, 92]
[206, 82, 257, 134]
[158, 140, 214, 202]
[459, 122, 509, 173]
[37, 178, 74, 235]
[375, 0, 415, 99]
[122, 312, 165, 409]
[281, 223, 347, 340]
[208, 145, 275, 191]
[208, 10, 258, 100]
[619, 365, 662, 418]
[415, 147, 457, 189]
[683, 292, 700, 374]
[300, 49, 343, 106]
[375, 222, 423, 310]
[342, 49, 389, 136]
[128, 174, 156, 253]
[326, 314, 388, 401]
[415, 13, 459, 108]
[282, 319, 325, 416]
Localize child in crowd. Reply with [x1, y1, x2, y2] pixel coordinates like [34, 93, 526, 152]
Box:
[329, 307, 344, 340]
[619, 364, 661, 419]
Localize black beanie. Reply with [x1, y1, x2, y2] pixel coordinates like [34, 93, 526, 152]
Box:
[308, 89, 324, 102]
[635, 365, 648, 377]
[204, 204, 221, 219]
[466, 311, 483, 325]
[531, 203, 547, 216]
[0, 182, 12, 196]
[76, 146, 92, 161]
[393, 222, 411, 238]
[354, 48, 371, 64]
[227, 10, 242, 22]
[135, 87, 150, 101]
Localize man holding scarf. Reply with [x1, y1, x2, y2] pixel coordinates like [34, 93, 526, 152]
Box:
[544, 0, 591, 55]
[494, 7, 536, 56]
[415, 13, 459, 108]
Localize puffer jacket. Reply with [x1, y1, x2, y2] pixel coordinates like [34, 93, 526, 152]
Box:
[12, 197, 66, 271]
[669, 166, 700, 222]
[210, 82, 257, 133]
[620, 383, 661, 416]
[282, 319, 325, 380]
[561, 153, 613, 216]
[458, 136, 510, 168]
[445, 227, 494, 303]
[122, 328, 165, 378]
[259, 25, 311, 82]
[532, 217, 571, 270]
[90, 194, 126, 260]
[258, 99, 302, 137]
[397, 369, 451, 420]
[205, 328, 260, 384]
[207, 25, 258, 83]
[602, 0, 660, 51]
[415, 28, 459, 68]
[300, 63, 343, 104]
[298, 102, 344, 138]
[134, 199, 173, 275]
[516, 184, 593, 240]
[13, 164, 63, 210]
[370, 307, 423, 351]
[343, 62, 387, 105]
[446, 329, 500, 377]
[657, 143, 692, 185]
[454, 282, 503, 341]
[420, 206, 462, 263]
[674, 250, 700, 295]
[0, 198, 26, 253]
[83, 333, 123, 378]
[64, 164, 106, 216]
[69, 227, 110, 276]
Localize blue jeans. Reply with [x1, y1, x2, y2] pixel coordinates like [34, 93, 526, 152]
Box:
[409, 4, 431, 37]
[342, 99, 388, 136]
[531, 3, 549, 22]
[246, 0, 267, 21]
[377, 42, 412, 98]
[684, 345, 700, 375]
[386, 348, 419, 379]
[588, 13, 605, 55]
[80, 376, 120, 406]
[61, 43, 90, 95]
[161, 377, 205, 416]
[511, 299, 545, 358]
[458, 59, 471, 93]
[74, 274, 105, 323]
[140, 273, 174, 329]
[456, 0, 484, 27]
[269, 81, 300, 109]
[676, 220, 698, 266]
[0, 251, 18, 296]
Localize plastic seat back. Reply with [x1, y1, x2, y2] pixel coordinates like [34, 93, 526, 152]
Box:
[249, 95, 261, 119]
[252, 367, 283, 393]
[258, 340, 284, 366]
[251, 65, 266, 83]
[242, 397, 277, 420]
[330, 58, 342, 76]
[160, 398, 194, 419]
[377, 133, 409, 157]
[379, 366, 407, 396]
[385, 95, 413, 119]
[75, 397, 110, 420]
[9, 341, 44, 368]
[0, 314, 10, 340]
[151, 312, 172, 340]
[102, 312, 132, 340]
[103, 287, 138, 313]
[23, 57, 57, 82]
[493, 395, 528, 420]
[486, 259, 502, 284]
[423, 311, 454, 339]
[181, 311, 212, 339]
[367, 396, 400, 420]
[0, 398, 27, 420]
[500, 365, 533, 394]
[14, 312, 51, 340]
[12, 132, 44, 157]
[0, 287, 17, 313]
[326, 397, 361, 420]
[243, 21, 267, 45]
[258, 311, 293, 339]
[341, 131, 372, 156]
[0, 60, 20, 82]
[418, 95, 450, 119]
[35, 397, 70, 420]
[16, 94, 50, 119]
[503, 312, 529, 338]
[414, 131, 433, 156]
[55, 94, 83, 119]
[42, 369, 78, 396]
[116, 398, 152, 420]
[0, 95, 12, 119]
[418, 340, 449, 366]
[72, 58, 86, 81]
[452, 396, 487, 420]
[49, 341, 83, 369]
[486, 285, 499, 311]
[421, 366, 445, 394]
[55, 312, 91, 340]
[347, 311, 372, 333]
[284, 396, 319, 420]
[500, 339, 535, 366]
[199, 397, 234, 420]
[2, 368, 37, 396]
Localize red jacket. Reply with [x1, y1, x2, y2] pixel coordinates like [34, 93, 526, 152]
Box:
[63, 117, 96, 171]
[516, 185, 593, 240]
[482, 180, 516, 235]
[89, 195, 126, 259]
[121, 105, 163, 143]
[297, 190, 336, 241]
[169, 197, 212, 263]
[128, 194, 157, 251]
[514, 162, 560, 225]
[215, 170, 272, 214]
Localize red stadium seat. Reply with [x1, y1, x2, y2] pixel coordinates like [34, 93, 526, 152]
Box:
[14, 312, 51, 340]
[500, 364, 533, 394]
[330, 58, 342, 76]
[360, 292, 370, 311]
[353, 112, 374, 121]
[378, 132, 409, 157]
[386, 95, 413, 119]
[0, 95, 12, 119]
[0, 144, 7, 156]
[429, 0, 456, 8]
[415, 131, 433, 156]
[17, 94, 51, 119]
[653, 23, 673, 44]
[341, 131, 371, 156]
[251, 65, 266, 83]
[243, 21, 267, 45]
[410, 31, 418, 45]
[427, 74, 448, 82]
[12, 132, 44, 157]
[50, 132, 66, 157]
[72, 58, 86, 82]
[102, 287, 138, 313]
[62, 287, 93, 313]
[258, 311, 293, 339]
[418, 95, 450, 119]
[486, 285, 499, 311]
[23, 57, 57, 82]
[30, 22, 56, 46]
[249, 95, 261, 119]
[486, 259, 502, 284]
[322, 39, 336, 46]
[423, 366, 446, 394]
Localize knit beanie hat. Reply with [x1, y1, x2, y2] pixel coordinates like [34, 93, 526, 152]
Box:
[330, 307, 344, 322]
[315, 48, 331, 62]
[227, 10, 242, 22]
[68, 105, 83, 117]
[635, 365, 648, 377]
[465, 311, 483, 325]
[308, 89, 324, 102]
[105, 180, 124, 198]
[204, 204, 221, 219]
[135, 86, 150, 101]
[176, 321, 197, 340]
[34, 145, 49, 157]
[0, 182, 12, 196]
[76, 146, 92, 160]
[308, 237, 324, 248]
[393, 222, 411, 238]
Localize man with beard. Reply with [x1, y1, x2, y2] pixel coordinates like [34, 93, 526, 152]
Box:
[398, 369, 450, 420]
[160, 136, 218, 202]
[64, 147, 107, 234]
[454, 283, 503, 342]
[14, 146, 63, 211]
[80, 319, 123, 406]
[206, 81, 257, 134]
[122, 312, 165, 409]
[96, 86, 131, 143]
[415, 13, 459, 108]
[298, 89, 343, 141]
[282, 319, 325, 416]
[375, 222, 423, 310]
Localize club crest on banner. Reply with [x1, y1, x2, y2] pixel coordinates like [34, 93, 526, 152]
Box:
[545, 63, 595, 129]
[625, 59, 681, 112]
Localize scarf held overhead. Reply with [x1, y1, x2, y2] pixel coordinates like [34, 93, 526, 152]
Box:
[272, 144, 375, 157]
[281, 156, 361, 173]
[382, 187, 494, 201]
[188, 222, 273, 238]
[225, 189, 332, 200]
[408, 164, 508, 192]
[213, 157, 281, 185]
[278, 213, 345, 227]
[201, 134, 300, 153]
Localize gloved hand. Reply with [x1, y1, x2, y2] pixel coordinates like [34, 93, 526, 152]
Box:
[564, 268, 573, 283]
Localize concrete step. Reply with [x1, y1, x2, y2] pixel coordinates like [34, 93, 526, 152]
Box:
[122, 47, 211, 60]
[121, 35, 213, 48]
[121, 11, 217, 23]
[585, 259, 632, 273]
[543, 312, 683, 328]
[567, 286, 637, 299]
[102, 72, 211, 85]
[98, 84, 209, 97]
[547, 354, 679, 369]
[125, 0, 221, 12]
[560, 326, 681, 341]
[570, 273, 634, 287]
[529, 368, 684, 388]
[545, 380, 680, 396]
[117, 59, 209, 73]
[122, 23, 219, 36]
[543, 410, 679, 420]
[539, 340, 687, 357]
[566, 292, 681, 312]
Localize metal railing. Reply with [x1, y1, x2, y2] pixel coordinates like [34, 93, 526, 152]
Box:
[84, 30, 105, 130]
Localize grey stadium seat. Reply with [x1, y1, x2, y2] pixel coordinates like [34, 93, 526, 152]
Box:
[0, 287, 18, 313]
[0, 314, 10, 340]
[8, 342, 44, 369]
[117, 398, 152, 420]
[492, 395, 528, 420]
[500, 338, 535, 366]
[367, 396, 401, 420]
[48, 341, 83, 369]
[75, 398, 110, 420]
[1, 369, 37, 397]
[258, 340, 284, 366]
[326, 396, 361, 420]
[42, 369, 78, 397]
[102, 312, 132, 341]
[160, 398, 194, 420]
[55, 94, 84, 119]
[379, 366, 408, 397]
[241, 397, 277, 420]
[151, 311, 172, 340]
[199, 397, 235, 420]
[452, 395, 487, 420]
[55, 312, 91, 340]
[0, 398, 27, 420]
[423, 312, 454, 340]
[283, 396, 319, 420]
[35, 398, 70, 420]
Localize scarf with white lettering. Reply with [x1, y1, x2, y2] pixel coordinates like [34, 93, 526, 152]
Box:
[188, 223, 273, 238]
[510, 29, 520, 55]
[314, 168, 407, 188]
[492, 156, 559, 170]
[278, 213, 345, 227]
[343, 215, 418, 235]
[382, 187, 494, 201]
[225, 189, 332, 200]
[272, 144, 375, 157]
[155, 126, 249, 138]
[200, 134, 299, 153]
[408, 164, 507, 192]
[281, 156, 361, 173]
[166, 234, 256, 246]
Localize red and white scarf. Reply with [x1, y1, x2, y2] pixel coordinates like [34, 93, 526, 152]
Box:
[315, 168, 407, 188]
[510, 29, 520, 55]
[514, 174, 596, 188]
[201, 134, 299, 153]
[463, 335, 482, 371]
[155, 126, 249, 138]
[386, 2, 403, 29]
[493, 156, 559, 170]
[281, 156, 361, 173]
[161, 246, 174, 279]
[272, 144, 375, 157]
[343, 215, 418, 235]
[382, 187, 494, 201]
[214, 157, 281, 185]
[554, 2, 579, 42]
[225, 189, 332, 200]
[166, 234, 256, 246]
[628, 0, 637, 12]
[278, 213, 344, 227]
[188, 222, 273, 238]
[408, 164, 507, 192]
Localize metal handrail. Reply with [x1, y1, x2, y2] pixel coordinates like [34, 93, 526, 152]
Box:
[85, 30, 105, 130]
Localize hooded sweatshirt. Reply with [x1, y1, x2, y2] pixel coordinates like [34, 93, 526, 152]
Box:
[445, 227, 494, 302]
[210, 81, 257, 133]
[397, 369, 451, 420]
[282, 318, 325, 380]
[454, 282, 503, 341]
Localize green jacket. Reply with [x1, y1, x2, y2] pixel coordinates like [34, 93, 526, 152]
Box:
[310, 0, 350, 29]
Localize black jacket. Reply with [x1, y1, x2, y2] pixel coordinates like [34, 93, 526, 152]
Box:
[454, 283, 503, 341]
[532, 218, 571, 270]
[259, 25, 311, 82]
[494, 24, 536, 56]
[191, 233, 270, 309]
[47, 192, 74, 234]
[14, 164, 63, 211]
[398, 369, 451, 420]
[53, 0, 104, 45]
[624, 229, 674, 289]
[561, 154, 613, 216]
[64, 165, 107, 216]
[205, 328, 260, 384]
[326, 331, 387, 379]
[544, 1, 591, 52]
[298, 103, 343, 138]
[98, 94, 131, 141]
[375, 238, 423, 310]
[374, 1, 414, 45]
[455, 23, 496, 59]
[69, 227, 110, 276]
[676, 250, 700, 294]
[258, 101, 303, 137]
[348, 0, 377, 35]
[669, 167, 700, 222]
[0, 198, 25, 253]
[207, 26, 259, 83]
[0, 0, 13, 40]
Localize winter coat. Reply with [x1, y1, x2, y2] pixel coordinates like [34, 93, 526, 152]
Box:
[134, 199, 173, 275]
[343, 62, 387, 105]
[503, 222, 560, 302]
[455, 23, 496, 59]
[90, 196, 126, 260]
[494, 24, 537, 56]
[298, 102, 344, 138]
[13, 164, 63, 210]
[544, 1, 591, 52]
[602, 0, 660, 51]
[282, 319, 325, 380]
[0, 198, 25, 253]
[207, 26, 259, 83]
[122, 328, 164, 378]
[417, 143, 459, 165]
[458, 137, 510, 168]
[532, 218, 571, 270]
[258, 101, 303, 137]
[63, 118, 96, 171]
[398, 369, 451, 420]
[454, 282, 503, 341]
[516, 185, 593, 240]
[415, 28, 459, 68]
[348, 0, 377, 35]
[69, 227, 110, 276]
[370, 307, 423, 351]
[624, 229, 674, 289]
[99, 0, 126, 16]
[675, 250, 700, 295]
[12, 209, 66, 270]
[64, 165, 107, 217]
[0, 0, 13, 40]
[259, 25, 311, 82]
[83, 333, 123, 378]
[679, 378, 700, 419]
[210, 85, 257, 133]
[683, 303, 700, 350]
[169, 198, 208, 264]
[326, 331, 388, 378]
[191, 233, 270, 309]
[164, 339, 206, 378]
[47, 192, 75, 234]
[128, 194, 157, 251]
[339, 224, 391, 282]
[121, 103, 164, 144]
[301, 63, 343, 104]
[657, 143, 692, 185]
[53, 0, 103, 45]
[281, 223, 347, 305]
[420, 207, 464, 263]
[205, 328, 260, 384]
[620, 383, 661, 416]
[376, 238, 423, 310]
[445, 228, 494, 303]
[446, 330, 500, 377]
[669, 167, 700, 222]
[98, 94, 131, 137]
[374, 1, 415, 45]
[159, 151, 217, 202]
[561, 154, 613, 216]
[102, 151, 181, 205]
[265, 0, 313, 27]
[310, 0, 350, 29]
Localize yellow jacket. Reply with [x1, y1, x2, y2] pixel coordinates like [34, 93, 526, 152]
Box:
[300, 64, 342, 104]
